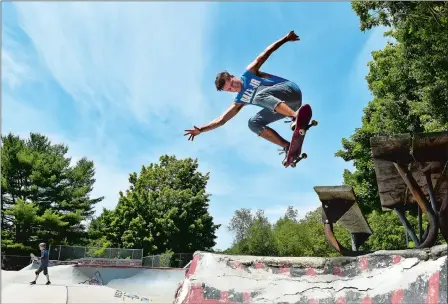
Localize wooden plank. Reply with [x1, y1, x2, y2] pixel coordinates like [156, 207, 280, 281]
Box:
[371, 132, 448, 209]
[338, 203, 373, 234]
[374, 159, 448, 209]
[373, 159, 407, 209]
[370, 133, 412, 162]
[412, 131, 448, 162]
[314, 185, 355, 201]
[313, 186, 372, 234]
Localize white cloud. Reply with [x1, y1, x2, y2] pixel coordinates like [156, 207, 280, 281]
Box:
[348, 25, 392, 100]
[2, 49, 31, 89]
[2, 94, 56, 135]
[13, 2, 215, 126]
[7, 2, 216, 214]
[2, 97, 130, 214]
[4, 2, 348, 251]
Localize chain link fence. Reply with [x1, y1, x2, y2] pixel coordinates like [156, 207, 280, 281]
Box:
[2, 247, 193, 269]
[142, 253, 193, 268]
[48, 245, 143, 261]
[1, 255, 33, 270]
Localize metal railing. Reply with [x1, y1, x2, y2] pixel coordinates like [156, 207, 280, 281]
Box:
[2, 247, 193, 269]
[142, 253, 193, 268]
[48, 245, 144, 261]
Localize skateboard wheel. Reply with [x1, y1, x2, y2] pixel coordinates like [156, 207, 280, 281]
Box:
[302, 153, 307, 159]
[311, 120, 318, 126]
[299, 129, 306, 136]
[291, 162, 296, 168]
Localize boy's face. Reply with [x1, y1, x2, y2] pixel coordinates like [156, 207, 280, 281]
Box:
[222, 76, 242, 92]
[39, 246, 44, 251]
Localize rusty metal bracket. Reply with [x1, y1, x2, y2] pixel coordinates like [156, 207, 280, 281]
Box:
[314, 186, 373, 256]
[394, 163, 439, 248]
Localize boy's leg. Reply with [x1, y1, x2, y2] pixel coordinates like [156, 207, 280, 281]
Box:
[44, 267, 51, 284]
[248, 108, 290, 148]
[253, 82, 302, 131]
[31, 266, 43, 284]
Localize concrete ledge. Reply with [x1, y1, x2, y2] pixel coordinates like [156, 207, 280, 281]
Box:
[174, 248, 447, 304]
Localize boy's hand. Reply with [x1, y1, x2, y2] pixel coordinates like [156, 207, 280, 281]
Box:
[286, 30, 300, 42]
[184, 126, 201, 141]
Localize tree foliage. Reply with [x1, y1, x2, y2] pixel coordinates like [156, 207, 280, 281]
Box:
[1, 133, 102, 253]
[335, 2, 448, 212]
[88, 155, 220, 255]
[225, 205, 445, 257]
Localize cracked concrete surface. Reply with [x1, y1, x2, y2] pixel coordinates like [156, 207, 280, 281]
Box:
[175, 245, 447, 304]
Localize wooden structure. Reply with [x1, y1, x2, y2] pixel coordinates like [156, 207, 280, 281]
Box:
[314, 186, 373, 256]
[370, 131, 448, 247]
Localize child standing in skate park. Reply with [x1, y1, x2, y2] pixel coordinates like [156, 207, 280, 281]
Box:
[30, 243, 51, 285]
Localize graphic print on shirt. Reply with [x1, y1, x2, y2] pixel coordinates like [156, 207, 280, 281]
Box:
[234, 70, 288, 105]
[240, 78, 261, 104]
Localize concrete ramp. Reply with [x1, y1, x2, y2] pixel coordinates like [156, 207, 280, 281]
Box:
[174, 246, 447, 304]
[2, 264, 186, 304]
[2, 284, 67, 303]
[1, 284, 154, 303]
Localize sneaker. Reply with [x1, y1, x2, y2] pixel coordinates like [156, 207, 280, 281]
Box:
[284, 110, 299, 131]
[290, 109, 301, 131]
[279, 144, 290, 166]
[30, 281, 36, 285]
[45, 281, 51, 285]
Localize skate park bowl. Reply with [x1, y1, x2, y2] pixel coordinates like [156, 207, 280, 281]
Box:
[174, 246, 447, 304]
[1, 263, 186, 303]
[2, 246, 447, 303]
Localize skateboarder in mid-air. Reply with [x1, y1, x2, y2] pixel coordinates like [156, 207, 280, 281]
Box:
[184, 30, 304, 166]
[30, 243, 51, 285]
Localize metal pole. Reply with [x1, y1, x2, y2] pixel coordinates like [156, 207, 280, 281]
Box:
[405, 229, 409, 248]
[394, 207, 420, 246]
[424, 172, 439, 212]
[394, 163, 439, 248]
[58, 245, 61, 261]
[418, 206, 423, 242]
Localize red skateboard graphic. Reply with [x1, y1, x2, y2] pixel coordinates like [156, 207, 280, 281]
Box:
[282, 104, 318, 168]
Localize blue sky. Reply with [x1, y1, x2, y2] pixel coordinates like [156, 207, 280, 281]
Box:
[2, 2, 389, 250]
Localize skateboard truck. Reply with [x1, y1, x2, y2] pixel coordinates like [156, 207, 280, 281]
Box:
[290, 153, 307, 167]
[298, 120, 318, 135]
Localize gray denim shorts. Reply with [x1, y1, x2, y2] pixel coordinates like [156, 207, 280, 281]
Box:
[248, 81, 302, 135]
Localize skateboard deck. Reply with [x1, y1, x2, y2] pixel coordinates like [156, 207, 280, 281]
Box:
[282, 104, 317, 168]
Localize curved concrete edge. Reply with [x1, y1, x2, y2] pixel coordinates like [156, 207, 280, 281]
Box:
[1, 284, 68, 304]
[174, 245, 448, 304]
[1, 284, 153, 304]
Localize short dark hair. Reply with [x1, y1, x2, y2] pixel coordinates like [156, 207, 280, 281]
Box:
[215, 71, 232, 91]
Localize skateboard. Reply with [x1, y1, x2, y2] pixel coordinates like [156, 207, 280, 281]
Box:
[30, 253, 38, 262]
[282, 104, 317, 168]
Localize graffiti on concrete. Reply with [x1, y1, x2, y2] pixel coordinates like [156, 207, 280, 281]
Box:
[115, 290, 149, 302]
[124, 293, 139, 300]
[79, 271, 104, 285]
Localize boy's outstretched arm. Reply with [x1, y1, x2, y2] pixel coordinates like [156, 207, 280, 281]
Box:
[184, 102, 245, 141]
[247, 30, 300, 74]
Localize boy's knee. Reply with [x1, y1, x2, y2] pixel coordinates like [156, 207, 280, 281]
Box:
[248, 117, 265, 135]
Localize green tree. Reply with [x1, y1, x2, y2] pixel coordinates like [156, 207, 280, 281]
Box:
[352, 1, 448, 130]
[246, 210, 277, 256]
[228, 208, 254, 242]
[337, 2, 448, 212]
[1, 132, 103, 252]
[88, 155, 220, 255]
